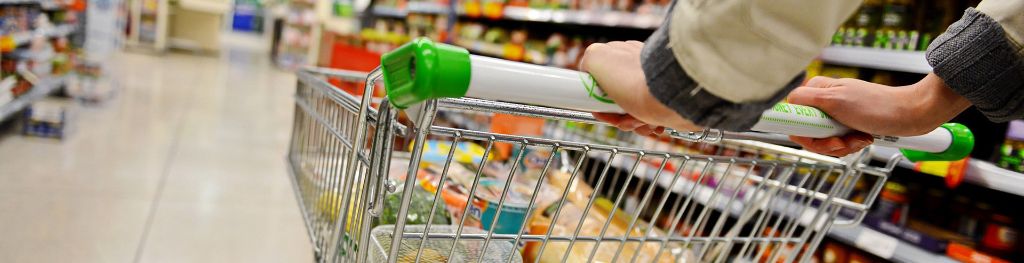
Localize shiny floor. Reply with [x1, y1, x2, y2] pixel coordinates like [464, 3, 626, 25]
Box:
[0, 34, 314, 262]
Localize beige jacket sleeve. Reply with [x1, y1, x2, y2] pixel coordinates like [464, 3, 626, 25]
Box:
[666, 0, 860, 103]
[977, 0, 1024, 44]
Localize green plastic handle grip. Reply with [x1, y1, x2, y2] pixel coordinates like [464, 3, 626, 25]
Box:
[899, 123, 975, 162]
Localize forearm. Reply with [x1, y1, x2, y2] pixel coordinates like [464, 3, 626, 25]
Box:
[641, 19, 804, 131]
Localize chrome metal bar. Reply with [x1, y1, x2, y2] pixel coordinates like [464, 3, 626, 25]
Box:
[532, 147, 589, 262]
[559, 150, 618, 263]
[506, 144, 560, 263]
[387, 100, 437, 263]
[584, 151, 645, 262]
[610, 153, 670, 262]
[412, 136, 461, 263]
[628, 156, 691, 263]
[477, 142, 529, 263]
[398, 233, 805, 243]
[446, 138, 497, 262]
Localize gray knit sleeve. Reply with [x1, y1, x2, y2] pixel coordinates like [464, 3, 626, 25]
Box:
[641, 18, 804, 131]
[926, 8, 1024, 122]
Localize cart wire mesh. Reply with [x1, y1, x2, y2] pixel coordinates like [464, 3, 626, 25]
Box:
[287, 67, 891, 263]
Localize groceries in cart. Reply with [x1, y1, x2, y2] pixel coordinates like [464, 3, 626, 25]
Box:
[370, 142, 707, 262]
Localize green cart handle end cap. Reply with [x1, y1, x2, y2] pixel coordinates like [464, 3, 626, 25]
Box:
[900, 123, 974, 162]
[381, 38, 472, 109]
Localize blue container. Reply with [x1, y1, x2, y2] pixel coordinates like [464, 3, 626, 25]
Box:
[467, 179, 530, 235]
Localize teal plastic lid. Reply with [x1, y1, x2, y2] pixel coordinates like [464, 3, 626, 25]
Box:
[381, 38, 472, 109]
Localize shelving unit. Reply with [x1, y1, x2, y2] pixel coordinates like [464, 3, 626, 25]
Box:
[820, 46, 931, 74]
[828, 224, 957, 263]
[0, 0, 80, 123]
[1, 24, 76, 51]
[0, 75, 66, 122]
[372, 1, 449, 17]
[459, 7, 662, 29]
[872, 147, 1024, 197]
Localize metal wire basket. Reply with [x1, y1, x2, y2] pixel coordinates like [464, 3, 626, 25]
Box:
[285, 66, 913, 263]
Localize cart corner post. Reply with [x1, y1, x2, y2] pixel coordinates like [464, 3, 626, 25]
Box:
[380, 38, 472, 109]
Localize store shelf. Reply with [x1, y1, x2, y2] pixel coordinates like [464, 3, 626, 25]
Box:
[459, 7, 663, 29]
[0, 0, 63, 9]
[453, 38, 502, 57]
[372, 6, 406, 18]
[820, 46, 931, 74]
[453, 38, 551, 66]
[3, 24, 77, 51]
[828, 224, 957, 263]
[408, 2, 450, 14]
[0, 0, 41, 4]
[322, 17, 358, 35]
[0, 75, 66, 122]
[872, 147, 1024, 197]
[372, 2, 450, 18]
[288, 0, 316, 6]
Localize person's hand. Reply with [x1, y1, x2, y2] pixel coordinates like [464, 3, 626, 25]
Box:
[580, 41, 702, 135]
[786, 73, 971, 156]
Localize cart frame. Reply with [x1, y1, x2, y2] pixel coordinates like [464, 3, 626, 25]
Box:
[288, 67, 900, 263]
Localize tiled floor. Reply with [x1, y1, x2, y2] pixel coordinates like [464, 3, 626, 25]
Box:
[0, 34, 313, 262]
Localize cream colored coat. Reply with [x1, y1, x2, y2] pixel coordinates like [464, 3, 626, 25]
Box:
[666, 0, 1024, 104]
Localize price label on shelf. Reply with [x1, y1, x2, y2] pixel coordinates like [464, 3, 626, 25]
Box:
[854, 228, 898, 259]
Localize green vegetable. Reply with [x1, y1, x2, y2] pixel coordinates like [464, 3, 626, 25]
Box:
[378, 181, 451, 226]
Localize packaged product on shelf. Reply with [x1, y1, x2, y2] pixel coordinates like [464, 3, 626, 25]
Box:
[950, 195, 982, 238]
[545, 34, 569, 68]
[463, 0, 483, 17]
[22, 97, 74, 139]
[489, 113, 545, 160]
[0, 76, 16, 105]
[839, 0, 881, 46]
[891, 219, 975, 253]
[482, 0, 505, 18]
[818, 65, 860, 80]
[947, 242, 1011, 263]
[979, 213, 1018, 259]
[504, 30, 527, 61]
[821, 242, 848, 263]
[869, 181, 909, 226]
[995, 120, 1024, 172]
[846, 251, 875, 263]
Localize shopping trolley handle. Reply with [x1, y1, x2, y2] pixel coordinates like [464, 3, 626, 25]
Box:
[378, 38, 974, 162]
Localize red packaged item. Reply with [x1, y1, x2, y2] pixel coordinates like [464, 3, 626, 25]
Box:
[980, 214, 1018, 257]
[947, 243, 1011, 263]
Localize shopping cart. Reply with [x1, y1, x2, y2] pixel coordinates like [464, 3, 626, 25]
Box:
[287, 38, 974, 263]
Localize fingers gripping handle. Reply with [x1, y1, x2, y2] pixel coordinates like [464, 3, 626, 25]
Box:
[750, 104, 974, 161]
[380, 38, 974, 161]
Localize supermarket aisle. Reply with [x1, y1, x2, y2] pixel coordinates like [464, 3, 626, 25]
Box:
[0, 34, 313, 262]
